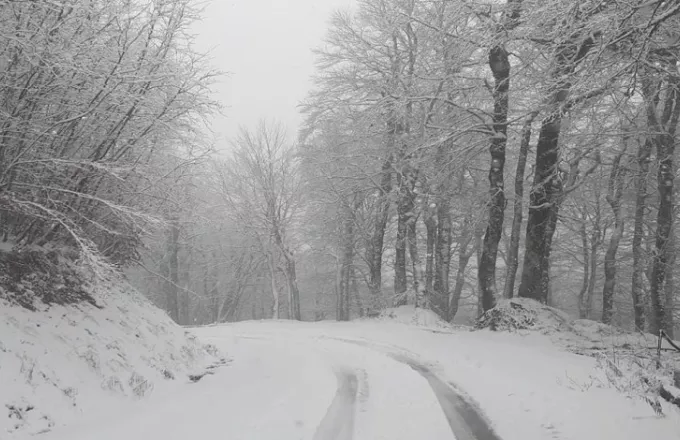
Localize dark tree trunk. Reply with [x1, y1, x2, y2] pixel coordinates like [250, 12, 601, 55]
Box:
[577, 215, 592, 320]
[408, 210, 425, 307]
[518, 35, 596, 303]
[478, 45, 511, 313]
[475, 227, 485, 317]
[664, 229, 675, 338]
[336, 263, 344, 321]
[602, 147, 627, 325]
[504, 112, 537, 298]
[650, 144, 674, 334]
[518, 115, 563, 303]
[433, 198, 452, 319]
[649, 72, 680, 335]
[632, 137, 653, 331]
[351, 266, 363, 318]
[394, 212, 408, 305]
[425, 210, 437, 302]
[395, 168, 416, 306]
[586, 220, 600, 317]
[367, 157, 392, 308]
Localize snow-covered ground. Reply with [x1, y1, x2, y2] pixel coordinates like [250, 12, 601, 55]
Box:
[1, 276, 220, 438]
[12, 303, 678, 440]
[196, 319, 679, 440]
[3, 285, 679, 440]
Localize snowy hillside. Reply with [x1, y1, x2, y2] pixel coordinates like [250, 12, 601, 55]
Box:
[0, 250, 222, 438]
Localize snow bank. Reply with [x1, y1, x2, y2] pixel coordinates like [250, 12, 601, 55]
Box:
[476, 297, 574, 333]
[0, 251, 221, 438]
[477, 297, 680, 417]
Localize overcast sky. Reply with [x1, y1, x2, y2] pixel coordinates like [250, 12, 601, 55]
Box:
[191, 0, 355, 150]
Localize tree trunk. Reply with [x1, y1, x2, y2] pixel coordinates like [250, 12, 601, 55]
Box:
[367, 157, 392, 308]
[586, 223, 599, 319]
[394, 170, 412, 306]
[478, 45, 510, 313]
[433, 198, 452, 319]
[338, 211, 354, 321]
[518, 35, 596, 303]
[577, 215, 591, 320]
[408, 210, 425, 307]
[335, 261, 342, 320]
[284, 254, 301, 321]
[206, 269, 217, 324]
[518, 113, 563, 303]
[632, 137, 653, 331]
[504, 112, 537, 298]
[650, 145, 674, 334]
[664, 229, 675, 338]
[649, 72, 680, 335]
[396, 166, 418, 306]
[267, 251, 279, 319]
[351, 266, 362, 318]
[449, 231, 475, 322]
[602, 147, 627, 324]
[165, 217, 180, 323]
[425, 210, 437, 302]
[475, 227, 485, 317]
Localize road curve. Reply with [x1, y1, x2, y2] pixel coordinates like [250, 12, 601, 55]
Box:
[326, 337, 502, 440]
[390, 353, 501, 440]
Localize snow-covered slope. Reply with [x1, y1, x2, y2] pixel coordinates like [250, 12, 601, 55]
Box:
[0, 254, 221, 438]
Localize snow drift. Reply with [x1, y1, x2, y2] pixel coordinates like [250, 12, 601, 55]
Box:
[0, 248, 221, 438]
[477, 297, 680, 415]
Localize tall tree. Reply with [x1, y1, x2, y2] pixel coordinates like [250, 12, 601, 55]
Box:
[602, 144, 628, 324]
[216, 121, 303, 320]
[503, 112, 537, 298]
[647, 69, 680, 334]
[518, 15, 599, 302]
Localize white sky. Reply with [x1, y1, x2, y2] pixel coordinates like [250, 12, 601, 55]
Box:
[191, 0, 355, 150]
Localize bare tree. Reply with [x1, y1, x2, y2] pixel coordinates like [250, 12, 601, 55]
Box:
[216, 121, 303, 320]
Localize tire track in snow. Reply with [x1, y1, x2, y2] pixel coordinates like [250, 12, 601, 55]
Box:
[325, 336, 502, 440]
[390, 353, 501, 440]
[313, 367, 358, 440]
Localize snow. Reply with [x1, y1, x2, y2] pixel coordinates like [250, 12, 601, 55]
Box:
[4, 298, 679, 440]
[369, 305, 455, 329]
[194, 321, 676, 440]
[37, 335, 336, 440]
[1, 276, 220, 438]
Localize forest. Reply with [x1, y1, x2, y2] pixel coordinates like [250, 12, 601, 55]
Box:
[2, 0, 680, 337]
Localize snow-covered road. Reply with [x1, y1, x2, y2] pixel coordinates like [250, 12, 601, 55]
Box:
[32, 317, 680, 440]
[35, 321, 497, 440]
[194, 325, 497, 440]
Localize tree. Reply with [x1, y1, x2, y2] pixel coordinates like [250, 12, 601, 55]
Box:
[601, 143, 628, 324]
[478, 0, 523, 312]
[216, 121, 303, 320]
[0, 0, 216, 269]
